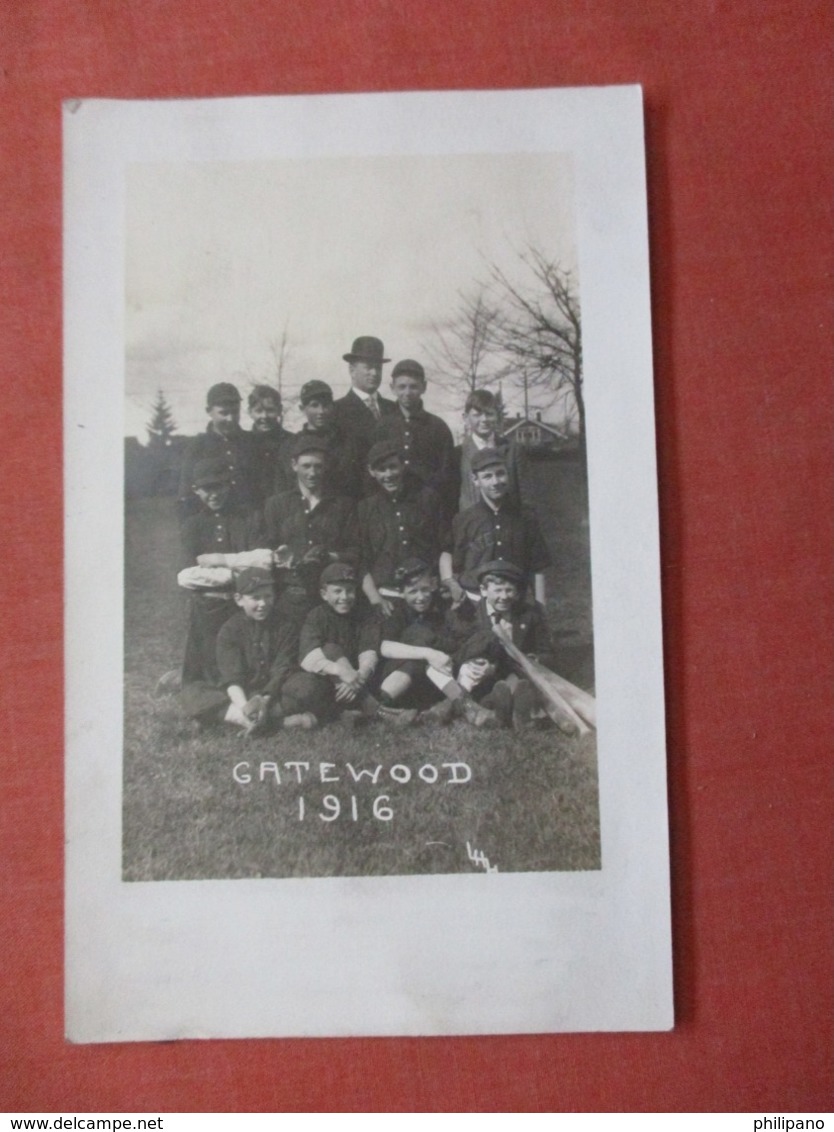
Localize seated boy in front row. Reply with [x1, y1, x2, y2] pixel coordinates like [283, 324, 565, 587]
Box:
[375, 558, 497, 727]
[181, 567, 329, 734]
[298, 563, 418, 727]
[452, 559, 556, 731]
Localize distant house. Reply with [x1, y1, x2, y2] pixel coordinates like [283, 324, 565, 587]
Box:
[503, 412, 569, 449]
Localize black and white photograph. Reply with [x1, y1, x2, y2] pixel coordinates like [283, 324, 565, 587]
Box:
[122, 151, 599, 882]
[65, 88, 671, 1040]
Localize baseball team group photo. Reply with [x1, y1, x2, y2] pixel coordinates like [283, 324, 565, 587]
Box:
[122, 154, 600, 881]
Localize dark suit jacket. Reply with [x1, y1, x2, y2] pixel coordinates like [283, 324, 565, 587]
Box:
[332, 388, 398, 450]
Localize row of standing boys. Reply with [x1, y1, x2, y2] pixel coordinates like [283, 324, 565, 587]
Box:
[169, 336, 558, 735]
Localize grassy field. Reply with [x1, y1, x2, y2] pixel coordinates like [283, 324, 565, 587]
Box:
[123, 457, 599, 880]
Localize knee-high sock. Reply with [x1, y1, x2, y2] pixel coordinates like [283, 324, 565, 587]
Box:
[426, 666, 465, 699]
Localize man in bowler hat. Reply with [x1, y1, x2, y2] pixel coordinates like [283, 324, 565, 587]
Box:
[332, 336, 398, 451]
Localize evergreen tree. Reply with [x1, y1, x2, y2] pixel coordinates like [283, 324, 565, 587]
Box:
[146, 390, 177, 448]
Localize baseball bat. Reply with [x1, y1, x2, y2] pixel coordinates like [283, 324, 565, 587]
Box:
[531, 663, 596, 729]
[492, 627, 595, 735]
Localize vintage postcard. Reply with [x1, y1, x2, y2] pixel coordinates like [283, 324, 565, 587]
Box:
[65, 87, 672, 1040]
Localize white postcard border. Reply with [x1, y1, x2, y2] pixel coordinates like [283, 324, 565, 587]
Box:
[65, 86, 672, 1041]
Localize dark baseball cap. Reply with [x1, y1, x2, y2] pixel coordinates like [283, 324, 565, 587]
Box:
[393, 558, 433, 587]
[206, 382, 242, 408]
[291, 433, 330, 459]
[192, 458, 232, 487]
[299, 380, 334, 406]
[470, 446, 508, 474]
[476, 559, 524, 586]
[234, 566, 275, 595]
[320, 562, 357, 586]
[367, 439, 402, 468]
[391, 359, 426, 382]
[248, 384, 282, 408]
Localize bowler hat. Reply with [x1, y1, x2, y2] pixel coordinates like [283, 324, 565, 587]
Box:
[342, 336, 390, 364]
[367, 439, 402, 468]
[299, 380, 334, 406]
[206, 382, 242, 408]
[192, 457, 232, 487]
[291, 433, 330, 459]
[391, 359, 425, 382]
[320, 562, 357, 586]
[470, 446, 508, 474]
[234, 566, 275, 595]
[476, 560, 524, 586]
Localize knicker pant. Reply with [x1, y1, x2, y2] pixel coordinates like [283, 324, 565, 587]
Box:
[180, 681, 229, 723]
[279, 670, 337, 721]
[182, 594, 236, 684]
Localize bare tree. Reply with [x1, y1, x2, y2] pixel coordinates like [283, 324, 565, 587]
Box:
[232, 322, 296, 404]
[268, 323, 292, 394]
[489, 248, 583, 450]
[422, 287, 511, 404]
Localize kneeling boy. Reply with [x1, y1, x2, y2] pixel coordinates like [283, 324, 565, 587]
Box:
[299, 563, 417, 726]
[453, 559, 555, 731]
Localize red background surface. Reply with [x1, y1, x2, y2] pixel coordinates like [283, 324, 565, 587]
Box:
[1, 0, 831, 1113]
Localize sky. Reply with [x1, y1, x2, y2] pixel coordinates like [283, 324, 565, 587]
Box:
[125, 151, 577, 440]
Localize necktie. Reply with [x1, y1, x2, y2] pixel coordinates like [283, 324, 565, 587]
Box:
[491, 611, 512, 639]
[367, 396, 381, 422]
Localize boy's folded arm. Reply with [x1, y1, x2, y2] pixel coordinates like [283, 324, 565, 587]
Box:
[534, 572, 547, 605]
[300, 648, 355, 681]
[300, 647, 331, 674]
[350, 654, 376, 690]
[380, 640, 430, 661]
[226, 683, 248, 709]
[197, 548, 274, 569]
[362, 572, 395, 616]
[177, 565, 233, 590]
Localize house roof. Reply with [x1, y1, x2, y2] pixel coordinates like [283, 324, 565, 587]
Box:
[504, 417, 567, 440]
